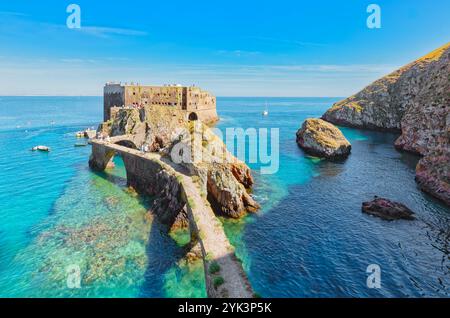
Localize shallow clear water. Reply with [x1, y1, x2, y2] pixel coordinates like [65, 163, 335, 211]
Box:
[0, 96, 449, 297]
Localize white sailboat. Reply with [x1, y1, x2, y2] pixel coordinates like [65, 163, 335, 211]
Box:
[262, 101, 269, 116]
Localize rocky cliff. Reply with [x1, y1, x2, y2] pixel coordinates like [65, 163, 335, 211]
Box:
[323, 43, 450, 206]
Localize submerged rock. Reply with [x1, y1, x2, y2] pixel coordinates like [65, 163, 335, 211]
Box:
[296, 118, 351, 160]
[322, 43, 450, 206]
[362, 197, 415, 221]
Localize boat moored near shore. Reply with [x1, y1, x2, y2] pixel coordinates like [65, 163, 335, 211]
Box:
[31, 145, 51, 152]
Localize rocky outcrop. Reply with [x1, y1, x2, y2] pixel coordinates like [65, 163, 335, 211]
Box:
[98, 105, 189, 150]
[206, 164, 259, 218]
[175, 121, 260, 218]
[322, 43, 450, 206]
[362, 197, 415, 221]
[415, 152, 450, 206]
[97, 107, 259, 221]
[296, 118, 351, 160]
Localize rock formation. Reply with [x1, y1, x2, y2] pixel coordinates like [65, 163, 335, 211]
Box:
[296, 118, 351, 160]
[97, 105, 259, 223]
[362, 197, 415, 221]
[98, 105, 186, 150]
[171, 121, 260, 219]
[322, 43, 450, 205]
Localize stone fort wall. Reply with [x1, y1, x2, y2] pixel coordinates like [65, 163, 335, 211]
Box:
[104, 83, 218, 124]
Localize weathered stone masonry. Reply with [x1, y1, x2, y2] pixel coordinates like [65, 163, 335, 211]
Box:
[104, 83, 219, 124]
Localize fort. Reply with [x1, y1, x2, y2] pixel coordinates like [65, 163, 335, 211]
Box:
[103, 82, 218, 124]
[89, 83, 257, 298]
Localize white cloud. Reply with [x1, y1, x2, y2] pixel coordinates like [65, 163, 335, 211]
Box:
[249, 36, 326, 47]
[0, 11, 28, 17]
[73, 26, 148, 38]
[0, 12, 147, 39]
[0, 58, 398, 97]
[216, 50, 262, 57]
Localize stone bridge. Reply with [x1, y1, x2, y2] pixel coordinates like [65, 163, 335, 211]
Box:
[89, 138, 254, 298]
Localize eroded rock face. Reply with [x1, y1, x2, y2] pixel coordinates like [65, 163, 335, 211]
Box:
[415, 152, 450, 206]
[296, 118, 351, 160]
[323, 44, 450, 133]
[178, 122, 260, 218]
[206, 164, 259, 218]
[98, 105, 188, 151]
[362, 197, 415, 221]
[322, 43, 450, 206]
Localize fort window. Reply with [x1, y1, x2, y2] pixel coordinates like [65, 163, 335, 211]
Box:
[188, 112, 198, 121]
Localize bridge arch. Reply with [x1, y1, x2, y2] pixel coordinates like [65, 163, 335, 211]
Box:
[115, 139, 138, 150]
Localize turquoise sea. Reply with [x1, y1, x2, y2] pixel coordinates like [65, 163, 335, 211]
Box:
[0, 96, 449, 297]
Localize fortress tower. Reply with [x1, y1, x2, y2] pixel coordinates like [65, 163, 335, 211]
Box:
[103, 83, 218, 124]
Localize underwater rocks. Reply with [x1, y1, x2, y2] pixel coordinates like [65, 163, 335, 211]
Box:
[362, 197, 415, 221]
[296, 118, 351, 160]
[34, 210, 150, 289]
[322, 43, 450, 206]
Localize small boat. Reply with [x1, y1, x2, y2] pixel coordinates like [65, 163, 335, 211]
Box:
[84, 128, 97, 139]
[74, 143, 88, 147]
[32, 146, 51, 152]
[262, 101, 269, 116]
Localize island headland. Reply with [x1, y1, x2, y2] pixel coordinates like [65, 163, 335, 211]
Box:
[89, 83, 259, 298]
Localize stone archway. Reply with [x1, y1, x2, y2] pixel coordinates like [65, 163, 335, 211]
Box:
[115, 139, 138, 150]
[188, 112, 198, 121]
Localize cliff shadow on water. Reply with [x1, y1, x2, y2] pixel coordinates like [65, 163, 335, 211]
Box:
[138, 217, 207, 298]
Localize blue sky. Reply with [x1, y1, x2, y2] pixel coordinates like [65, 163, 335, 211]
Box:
[0, 0, 448, 96]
